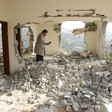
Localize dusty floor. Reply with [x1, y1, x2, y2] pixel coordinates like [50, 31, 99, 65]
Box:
[0, 52, 112, 112]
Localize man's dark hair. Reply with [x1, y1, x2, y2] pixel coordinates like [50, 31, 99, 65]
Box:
[42, 29, 48, 33]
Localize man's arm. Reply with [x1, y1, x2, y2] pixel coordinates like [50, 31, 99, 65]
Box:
[39, 35, 51, 45]
[38, 35, 46, 45]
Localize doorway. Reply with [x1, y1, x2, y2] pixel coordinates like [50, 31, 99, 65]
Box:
[0, 21, 10, 75]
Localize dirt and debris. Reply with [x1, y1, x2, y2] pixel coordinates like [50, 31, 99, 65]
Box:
[0, 52, 112, 112]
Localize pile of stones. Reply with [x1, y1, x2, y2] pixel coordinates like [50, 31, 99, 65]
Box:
[0, 52, 112, 112]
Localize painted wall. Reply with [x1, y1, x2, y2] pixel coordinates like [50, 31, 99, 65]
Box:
[84, 21, 107, 57]
[96, 21, 107, 58]
[84, 31, 97, 54]
[7, 0, 112, 23]
[28, 24, 38, 51]
[0, 0, 8, 21]
[36, 22, 63, 55]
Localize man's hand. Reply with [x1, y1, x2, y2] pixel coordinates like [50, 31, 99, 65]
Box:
[49, 41, 51, 44]
[46, 43, 50, 45]
[46, 42, 51, 45]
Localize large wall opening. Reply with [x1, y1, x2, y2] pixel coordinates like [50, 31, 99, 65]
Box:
[105, 22, 112, 61]
[21, 28, 29, 49]
[61, 21, 86, 53]
[21, 26, 34, 60]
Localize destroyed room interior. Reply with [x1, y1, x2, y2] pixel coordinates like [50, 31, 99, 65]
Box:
[0, 0, 112, 112]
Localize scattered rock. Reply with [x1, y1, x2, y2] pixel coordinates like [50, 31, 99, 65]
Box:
[0, 52, 112, 112]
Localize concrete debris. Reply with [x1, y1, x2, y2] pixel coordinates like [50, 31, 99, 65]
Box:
[66, 105, 72, 111]
[85, 22, 97, 32]
[81, 51, 89, 58]
[73, 22, 97, 35]
[0, 52, 112, 111]
[53, 24, 61, 33]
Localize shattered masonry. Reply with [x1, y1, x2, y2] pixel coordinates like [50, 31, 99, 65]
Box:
[0, 52, 112, 112]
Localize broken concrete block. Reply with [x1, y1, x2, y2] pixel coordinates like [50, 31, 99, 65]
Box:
[81, 51, 88, 58]
[0, 52, 112, 112]
[72, 102, 79, 111]
[66, 105, 72, 112]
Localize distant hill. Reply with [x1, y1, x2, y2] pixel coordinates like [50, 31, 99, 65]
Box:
[61, 30, 112, 52]
[61, 31, 86, 52]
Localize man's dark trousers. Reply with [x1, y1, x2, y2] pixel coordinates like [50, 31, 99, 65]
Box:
[36, 54, 43, 62]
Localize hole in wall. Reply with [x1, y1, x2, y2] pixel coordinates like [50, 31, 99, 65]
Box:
[21, 26, 34, 60]
[21, 27, 29, 49]
[105, 22, 112, 61]
[61, 21, 86, 53]
[14, 24, 35, 63]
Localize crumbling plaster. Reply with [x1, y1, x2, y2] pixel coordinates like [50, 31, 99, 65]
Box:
[1, 0, 112, 73]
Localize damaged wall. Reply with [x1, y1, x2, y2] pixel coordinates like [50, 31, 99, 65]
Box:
[85, 31, 97, 54]
[29, 24, 38, 52]
[84, 22, 98, 54]
[96, 21, 108, 58]
[84, 21, 107, 57]
[2, 0, 112, 73]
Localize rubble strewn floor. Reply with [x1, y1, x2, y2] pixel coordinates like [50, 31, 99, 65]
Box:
[0, 52, 112, 112]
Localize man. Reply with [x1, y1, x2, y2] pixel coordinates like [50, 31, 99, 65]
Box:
[34, 29, 51, 62]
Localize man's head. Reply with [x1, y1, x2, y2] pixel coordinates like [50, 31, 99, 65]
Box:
[42, 29, 48, 37]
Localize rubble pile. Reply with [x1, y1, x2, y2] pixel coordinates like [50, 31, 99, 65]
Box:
[0, 52, 112, 112]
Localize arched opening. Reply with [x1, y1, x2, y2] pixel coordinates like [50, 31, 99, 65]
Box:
[61, 21, 86, 53]
[105, 22, 112, 61]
